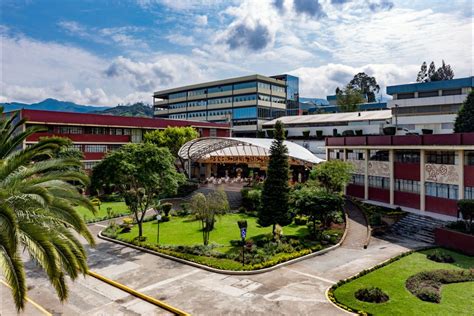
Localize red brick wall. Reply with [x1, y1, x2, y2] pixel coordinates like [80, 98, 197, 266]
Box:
[347, 184, 364, 198]
[464, 165, 474, 187]
[435, 228, 474, 255]
[394, 162, 420, 181]
[394, 191, 420, 209]
[425, 196, 458, 217]
[369, 187, 390, 203]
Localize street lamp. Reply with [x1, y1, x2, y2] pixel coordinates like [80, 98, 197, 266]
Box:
[156, 213, 162, 244]
[237, 220, 248, 266]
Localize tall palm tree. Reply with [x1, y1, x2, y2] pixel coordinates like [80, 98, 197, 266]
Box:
[0, 108, 96, 310]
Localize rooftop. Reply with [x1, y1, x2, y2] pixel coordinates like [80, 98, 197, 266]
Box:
[386, 76, 474, 95]
[17, 109, 230, 129]
[262, 110, 392, 126]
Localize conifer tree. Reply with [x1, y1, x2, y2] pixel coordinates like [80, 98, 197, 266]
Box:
[454, 91, 474, 133]
[258, 120, 292, 237]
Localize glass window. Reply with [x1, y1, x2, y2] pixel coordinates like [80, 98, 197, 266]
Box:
[347, 149, 365, 160]
[442, 88, 462, 96]
[465, 186, 474, 199]
[395, 179, 420, 193]
[418, 90, 439, 98]
[233, 81, 256, 90]
[208, 109, 231, 117]
[329, 149, 344, 160]
[426, 151, 457, 165]
[369, 150, 389, 161]
[169, 92, 186, 99]
[466, 151, 474, 166]
[271, 96, 286, 104]
[169, 102, 187, 110]
[233, 94, 257, 103]
[210, 129, 217, 137]
[187, 89, 206, 97]
[208, 85, 232, 93]
[425, 182, 458, 200]
[58, 126, 83, 134]
[271, 85, 285, 93]
[350, 174, 365, 185]
[397, 92, 415, 100]
[187, 100, 207, 107]
[395, 150, 420, 163]
[368, 176, 390, 189]
[208, 97, 232, 105]
[232, 107, 257, 119]
[257, 82, 271, 90]
[84, 145, 107, 153]
[258, 94, 271, 102]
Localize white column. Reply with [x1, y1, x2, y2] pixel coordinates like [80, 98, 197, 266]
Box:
[389, 149, 395, 205]
[459, 150, 464, 200]
[343, 149, 347, 195]
[420, 149, 425, 211]
[364, 149, 369, 200]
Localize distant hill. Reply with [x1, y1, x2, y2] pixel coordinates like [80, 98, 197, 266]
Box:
[94, 102, 153, 117]
[1, 98, 109, 113]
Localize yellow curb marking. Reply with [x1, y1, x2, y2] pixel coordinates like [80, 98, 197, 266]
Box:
[87, 270, 190, 316]
[0, 280, 52, 316]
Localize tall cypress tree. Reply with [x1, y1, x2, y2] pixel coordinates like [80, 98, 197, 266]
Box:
[258, 120, 292, 237]
[454, 91, 474, 133]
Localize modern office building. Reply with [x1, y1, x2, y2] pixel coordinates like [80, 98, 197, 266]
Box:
[326, 133, 474, 220]
[387, 76, 473, 134]
[323, 94, 387, 113]
[14, 109, 230, 170]
[153, 74, 299, 137]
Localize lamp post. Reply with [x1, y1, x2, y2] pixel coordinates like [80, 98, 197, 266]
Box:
[394, 103, 399, 132]
[156, 213, 162, 244]
[237, 220, 248, 266]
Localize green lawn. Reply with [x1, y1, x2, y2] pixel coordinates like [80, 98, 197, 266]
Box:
[333, 248, 474, 316]
[118, 213, 309, 251]
[76, 201, 130, 222]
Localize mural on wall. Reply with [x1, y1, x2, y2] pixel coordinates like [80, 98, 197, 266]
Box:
[349, 160, 365, 174]
[425, 164, 460, 185]
[368, 161, 390, 177]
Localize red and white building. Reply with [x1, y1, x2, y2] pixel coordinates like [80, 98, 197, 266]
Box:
[15, 109, 230, 170]
[326, 133, 474, 220]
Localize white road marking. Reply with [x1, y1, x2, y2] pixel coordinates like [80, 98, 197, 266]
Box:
[137, 270, 200, 292]
[281, 267, 336, 284]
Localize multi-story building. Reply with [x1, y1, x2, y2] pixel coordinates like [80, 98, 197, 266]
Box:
[387, 76, 473, 134]
[153, 74, 299, 137]
[326, 133, 474, 220]
[14, 109, 230, 170]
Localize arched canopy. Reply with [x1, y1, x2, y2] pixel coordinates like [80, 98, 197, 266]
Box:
[178, 137, 323, 166]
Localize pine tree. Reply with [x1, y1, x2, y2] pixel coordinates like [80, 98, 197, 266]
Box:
[416, 61, 428, 82]
[258, 120, 291, 237]
[427, 61, 437, 82]
[435, 60, 454, 81]
[454, 91, 474, 133]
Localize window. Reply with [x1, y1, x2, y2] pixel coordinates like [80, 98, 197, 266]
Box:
[72, 144, 83, 150]
[425, 182, 458, 200]
[233, 107, 257, 119]
[233, 94, 257, 103]
[271, 108, 285, 118]
[58, 126, 83, 134]
[395, 179, 420, 193]
[465, 186, 474, 199]
[208, 109, 231, 117]
[169, 102, 187, 110]
[208, 97, 232, 105]
[426, 151, 457, 165]
[188, 89, 206, 97]
[233, 81, 256, 90]
[258, 107, 272, 119]
[271, 96, 286, 104]
[188, 100, 207, 107]
[271, 85, 285, 93]
[418, 90, 439, 98]
[208, 85, 232, 93]
[395, 150, 420, 163]
[169, 92, 186, 99]
[257, 82, 271, 90]
[210, 129, 217, 137]
[441, 123, 454, 130]
[466, 151, 474, 166]
[329, 149, 344, 160]
[397, 92, 415, 100]
[442, 88, 462, 96]
[187, 111, 206, 118]
[84, 145, 107, 153]
[347, 149, 365, 160]
[350, 174, 365, 186]
[83, 161, 99, 170]
[258, 94, 271, 102]
[369, 150, 389, 161]
[368, 176, 390, 189]
[124, 129, 131, 135]
[233, 120, 257, 126]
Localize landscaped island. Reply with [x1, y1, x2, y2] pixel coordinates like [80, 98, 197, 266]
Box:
[330, 248, 474, 315]
[102, 213, 344, 271]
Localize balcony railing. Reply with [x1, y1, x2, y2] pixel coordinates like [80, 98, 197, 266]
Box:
[326, 132, 474, 147]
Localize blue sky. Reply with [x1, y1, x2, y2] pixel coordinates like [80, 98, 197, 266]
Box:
[1, 0, 472, 106]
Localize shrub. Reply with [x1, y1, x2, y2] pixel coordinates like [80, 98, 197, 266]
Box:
[316, 130, 323, 138]
[302, 130, 310, 138]
[406, 269, 474, 303]
[176, 180, 199, 197]
[383, 126, 396, 135]
[161, 215, 170, 222]
[422, 129, 433, 135]
[457, 199, 474, 233]
[161, 202, 173, 216]
[294, 216, 308, 225]
[342, 130, 355, 136]
[120, 217, 134, 232]
[355, 287, 389, 303]
[427, 250, 455, 263]
[355, 130, 363, 136]
[102, 222, 120, 238]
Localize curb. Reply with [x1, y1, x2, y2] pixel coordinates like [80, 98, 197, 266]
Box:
[324, 286, 356, 315]
[87, 270, 190, 316]
[97, 213, 350, 276]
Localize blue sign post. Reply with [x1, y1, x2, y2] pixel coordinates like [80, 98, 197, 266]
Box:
[237, 220, 248, 266]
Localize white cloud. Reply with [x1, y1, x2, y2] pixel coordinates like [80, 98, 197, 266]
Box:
[196, 15, 208, 26]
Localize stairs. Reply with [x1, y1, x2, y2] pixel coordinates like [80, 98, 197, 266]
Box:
[390, 213, 448, 244]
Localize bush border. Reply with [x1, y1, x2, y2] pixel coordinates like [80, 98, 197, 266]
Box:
[326, 246, 436, 315]
[97, 213, 350, 275]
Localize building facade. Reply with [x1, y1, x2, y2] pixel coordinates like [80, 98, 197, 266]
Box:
[387, 76, 473, 134]
[16, 109, 230, 170]
[326, 133, 474, 220]
[153, 74, 299, 137]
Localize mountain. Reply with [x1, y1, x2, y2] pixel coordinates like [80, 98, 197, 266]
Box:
[1, 98, 109, 113]
[94, 102, 153, 117]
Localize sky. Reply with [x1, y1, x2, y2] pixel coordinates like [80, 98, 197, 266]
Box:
[0, 0, 472, 106]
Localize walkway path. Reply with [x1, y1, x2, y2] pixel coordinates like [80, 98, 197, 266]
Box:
[11, 203, 430, 316]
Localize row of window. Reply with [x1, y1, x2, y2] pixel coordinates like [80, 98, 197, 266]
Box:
[395, 179, 420, 194]
[30, 125, 133, 136]
[172, 106, 285, 120]
[167, 81, 287, 100]
[351, 174, 365, 185]
[368, 176, 390, 189]
[426, 183, 458, 200]
[369, 150, 389, 161]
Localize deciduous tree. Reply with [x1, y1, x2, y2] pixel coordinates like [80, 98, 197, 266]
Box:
[336, 86, 365, 112]
[348, 72, 380, 103]
[144, 126, 199, 157]
[310, 160, 354, 193]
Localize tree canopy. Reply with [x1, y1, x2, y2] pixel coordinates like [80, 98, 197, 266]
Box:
[454, 91, 474, 133]
[347, 72, 380, 103]
[416, 60, 454, 82]
[259, 120, 292, 237]
[144, 126, 199, 157]
[310, 160, 354, 193]
[336, 85, 365, 112]
[91, 143, 185, 237]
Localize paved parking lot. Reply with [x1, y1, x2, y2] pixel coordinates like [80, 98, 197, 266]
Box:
[2, 208, 428, 316]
